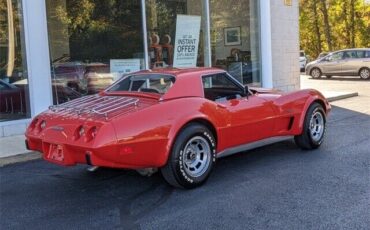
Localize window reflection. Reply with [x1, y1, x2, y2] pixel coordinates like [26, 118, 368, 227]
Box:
[146, 0, 206, 68]
[210, 0, 261, 86]
[46, 0, 145, 104]
[0, 0, 30, 121]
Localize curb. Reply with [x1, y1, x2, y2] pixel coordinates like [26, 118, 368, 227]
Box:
[0, 152, 41, 167]
[326, 92, 359, 102]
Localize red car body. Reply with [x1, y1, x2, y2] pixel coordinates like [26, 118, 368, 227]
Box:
[25, 68, 330, 188]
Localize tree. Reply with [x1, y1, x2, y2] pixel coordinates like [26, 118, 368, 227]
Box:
[300, 0, 370, 59]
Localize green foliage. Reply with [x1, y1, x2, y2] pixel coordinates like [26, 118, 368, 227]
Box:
[300, 0, 370, 59]
[52, 0, 144, 62]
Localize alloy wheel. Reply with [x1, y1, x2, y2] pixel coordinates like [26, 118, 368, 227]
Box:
[309, 111, 324, 142]
[182, 136, 211, 178]
[360, 69, 370, 79]
[311, 69, 321, 78]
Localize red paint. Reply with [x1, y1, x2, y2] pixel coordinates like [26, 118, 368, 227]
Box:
[25, 68, 330, 169]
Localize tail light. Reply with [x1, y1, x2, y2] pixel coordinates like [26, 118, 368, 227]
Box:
[74, 125, 85, 140]
[79, 126, 85, 136]
[90, 127, 98, 139]
[85, 126, 98, 142]
[40, 120, 47, 130]
[29, 118, 39, 130]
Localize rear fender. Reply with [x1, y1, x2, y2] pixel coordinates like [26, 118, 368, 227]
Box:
[163, 113, 218, 166]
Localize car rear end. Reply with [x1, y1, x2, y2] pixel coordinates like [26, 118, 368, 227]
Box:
[25, 95, 160, 169]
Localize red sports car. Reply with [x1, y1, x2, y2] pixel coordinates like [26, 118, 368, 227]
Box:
[25, 68, 330, 188]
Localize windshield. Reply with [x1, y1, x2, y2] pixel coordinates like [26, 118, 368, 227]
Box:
[107, 74, 175, 94]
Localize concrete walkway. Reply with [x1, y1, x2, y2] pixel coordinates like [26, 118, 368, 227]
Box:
[0, 75, 360, 163]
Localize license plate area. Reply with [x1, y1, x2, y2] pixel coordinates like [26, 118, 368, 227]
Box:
[47, 144, 65, 162]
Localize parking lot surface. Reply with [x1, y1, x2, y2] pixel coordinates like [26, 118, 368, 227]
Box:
[1, 76, 369, 230]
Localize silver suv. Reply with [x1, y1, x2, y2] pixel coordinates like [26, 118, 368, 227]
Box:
[305, 48, 370, 79]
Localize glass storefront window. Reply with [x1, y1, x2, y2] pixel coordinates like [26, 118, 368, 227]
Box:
[0, 0, 30, 122]
[146, 0, 207, 69]
[46, 0, 145, 104]
[210, 0, 261, 86]
[45, 0, 261, 104]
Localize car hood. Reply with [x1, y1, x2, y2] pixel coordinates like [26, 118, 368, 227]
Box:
[307, 59, 321, 66]
[44, 95, 158, 121]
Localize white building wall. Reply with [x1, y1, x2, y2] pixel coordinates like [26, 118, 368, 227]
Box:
[270, 0, 300, 91]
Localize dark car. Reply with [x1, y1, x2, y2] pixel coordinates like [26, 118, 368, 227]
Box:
[0, 79, 27, 115]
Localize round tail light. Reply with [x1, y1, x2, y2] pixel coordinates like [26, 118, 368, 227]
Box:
[40, 120, 47, 130]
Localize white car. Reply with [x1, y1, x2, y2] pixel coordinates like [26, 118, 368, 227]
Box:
[300, 51, 307, 72]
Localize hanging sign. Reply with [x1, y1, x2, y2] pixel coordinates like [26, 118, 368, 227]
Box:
[173, 15, 201, 68]
[110, 59, 141, 80]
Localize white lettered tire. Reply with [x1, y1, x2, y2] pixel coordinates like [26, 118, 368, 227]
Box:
[161, 123, 216, 189]
[295, 102, 326, 150]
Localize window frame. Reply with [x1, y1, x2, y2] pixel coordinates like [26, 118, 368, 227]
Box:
[201, 71, 248, 102]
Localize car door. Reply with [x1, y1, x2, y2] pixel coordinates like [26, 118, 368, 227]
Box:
[320, 51, 344, 74]
[202, 73, 275, 148]
[340, 50, 359, 75]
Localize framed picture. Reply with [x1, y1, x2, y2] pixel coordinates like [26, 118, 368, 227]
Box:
[224, 26, 241, 46]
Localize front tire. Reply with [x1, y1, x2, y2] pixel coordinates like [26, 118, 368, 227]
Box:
[310, 68, 322, 79]
[295, 103, 326, 150]
[359, 68, 370, 80]
[161, 123, 216, 189]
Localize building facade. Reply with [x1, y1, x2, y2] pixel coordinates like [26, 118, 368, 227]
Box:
[0, 0, 299, 137]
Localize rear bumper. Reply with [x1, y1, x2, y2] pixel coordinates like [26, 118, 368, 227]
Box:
[25, 136, 169, 169]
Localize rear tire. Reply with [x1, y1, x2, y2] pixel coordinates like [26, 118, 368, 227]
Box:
[295, 103, 326, 150]
[359, 68, 370, 80]
[310, 68, 322, 79]
[161, 123, 216, 189]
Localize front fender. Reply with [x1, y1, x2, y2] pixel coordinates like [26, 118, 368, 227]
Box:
[298, 89, 331, 132]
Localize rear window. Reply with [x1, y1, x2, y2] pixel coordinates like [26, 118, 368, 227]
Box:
[107, 74, 175, 94]
[300, 52, 305, 57]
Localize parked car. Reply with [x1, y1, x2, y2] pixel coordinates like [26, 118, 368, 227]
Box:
[306, 48, 370, 79]
[25, 67, 330, 189]
[0, 79, 27, 115]
[12, 79, 82, 105]
[84, 63, 115, 94]
[52, 62, 86, 92]
[300, 50, 307, 72]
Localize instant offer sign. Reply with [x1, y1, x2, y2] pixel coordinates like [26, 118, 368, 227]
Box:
[173, 15, 201, 68]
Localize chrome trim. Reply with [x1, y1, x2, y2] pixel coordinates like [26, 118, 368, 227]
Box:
[216, 136, 293, 158]
[49, 95, 139, 120]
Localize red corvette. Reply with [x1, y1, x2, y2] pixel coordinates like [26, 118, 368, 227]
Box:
[25, 68, 330, 188]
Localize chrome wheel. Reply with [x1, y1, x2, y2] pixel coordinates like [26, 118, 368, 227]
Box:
[359, 68, 370, 79]
[311, 68, 321, 78]
[309, 111, 324, 142]
[182, 136, 211, 178]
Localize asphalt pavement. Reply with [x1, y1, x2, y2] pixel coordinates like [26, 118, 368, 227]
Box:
[1, 75, 369, 229]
